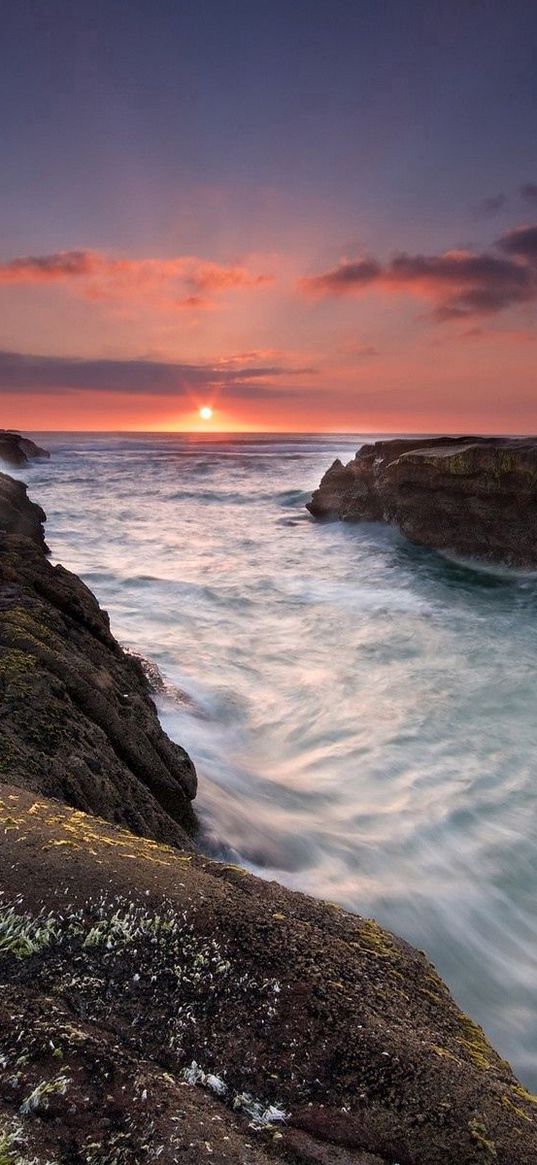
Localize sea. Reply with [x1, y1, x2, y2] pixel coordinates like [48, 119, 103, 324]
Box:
[13, 430, 537, 1086]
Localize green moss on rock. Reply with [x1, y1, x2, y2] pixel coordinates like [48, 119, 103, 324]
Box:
[0, 652, 37, 697]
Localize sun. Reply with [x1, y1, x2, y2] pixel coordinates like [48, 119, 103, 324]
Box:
[199, 405, 213, 421]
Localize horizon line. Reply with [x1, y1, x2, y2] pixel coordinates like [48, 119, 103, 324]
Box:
[20, 427, 537, 438]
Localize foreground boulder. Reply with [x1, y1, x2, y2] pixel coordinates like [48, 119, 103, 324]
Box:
[0, 429, 50, 466]
[1, 782, 537, 1165]
[0, 472, 197, 848]
[307, 436, 537, 567]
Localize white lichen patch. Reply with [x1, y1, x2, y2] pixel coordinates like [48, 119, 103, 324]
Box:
[233, 1092, 288, 1130]
[19, 1071, 71, 1115]
[0, 891, 288, 1154]
[182, 1062, 228, 1096]
[0, 894, 283, 1033]
[0, 906, 57, 959]
[182, 1062, 288, 1131]
[0, 1125, 22, 1165]
[0, 1118, 58, 1165]
[82, 1128, 150, 1165]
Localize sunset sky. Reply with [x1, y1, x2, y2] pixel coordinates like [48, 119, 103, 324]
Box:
[2, 0, 537, 432]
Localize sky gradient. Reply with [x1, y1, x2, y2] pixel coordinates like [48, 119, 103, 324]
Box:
[2, 0, 537, 431]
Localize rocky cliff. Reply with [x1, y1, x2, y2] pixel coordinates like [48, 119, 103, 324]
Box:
[0, 472, 49, 549]
[1, 466, 537, 1163]
[0, 471, 197, 848]
[307, 436, 537, 567]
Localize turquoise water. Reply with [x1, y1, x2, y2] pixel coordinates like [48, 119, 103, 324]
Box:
[16, 431, 537, 1086]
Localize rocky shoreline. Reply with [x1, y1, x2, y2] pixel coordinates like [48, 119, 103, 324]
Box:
[1, 447, 537, 1163]
[0, 472, 197, 849]
[307, 436, 537, 568]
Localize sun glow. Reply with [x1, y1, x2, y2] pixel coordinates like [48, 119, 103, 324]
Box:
[199, 405, 213, 421]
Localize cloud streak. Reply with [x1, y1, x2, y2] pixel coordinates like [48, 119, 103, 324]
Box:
[0, 350, 314, 398]
[0, 250, 273, 309]
[300, 224, 537, 320]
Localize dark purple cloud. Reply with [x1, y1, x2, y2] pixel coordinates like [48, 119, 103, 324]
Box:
[300, 258, 381, 295]
[498, 224, 537, 261]
[0, 351, 315, 397]
[520, 184, 537, 205]
[387, 249, 536, 319]
[0, 251, 99, 281]
[473, 193, 507, 216]
[301, 223, 537, 320]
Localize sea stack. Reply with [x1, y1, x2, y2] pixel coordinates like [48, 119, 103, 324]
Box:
[307, 436, 537, 567]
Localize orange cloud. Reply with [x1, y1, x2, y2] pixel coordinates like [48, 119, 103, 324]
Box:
[460, 325, 537, 343]
[0, 249, 274, 310]
[176, 295, 212, 311]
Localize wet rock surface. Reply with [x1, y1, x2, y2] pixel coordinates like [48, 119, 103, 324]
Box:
[307, 436, 537, 567]
[0, 429, 50, 467]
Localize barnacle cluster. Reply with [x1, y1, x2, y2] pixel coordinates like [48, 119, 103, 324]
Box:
[0, 891, 287, 1162]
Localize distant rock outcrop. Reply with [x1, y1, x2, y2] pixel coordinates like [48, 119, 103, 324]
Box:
[0, 429, 50, 466]
[308, 436, 537, 567]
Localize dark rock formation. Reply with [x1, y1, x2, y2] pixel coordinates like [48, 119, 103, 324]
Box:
[307, 436, 537, 567]
[1, 468, 536, 1162]
[0, 473, 197, 848]
[1, 782, 537, 1165]
[0, 429, 50, 466]
[0, 472, 48, 549]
